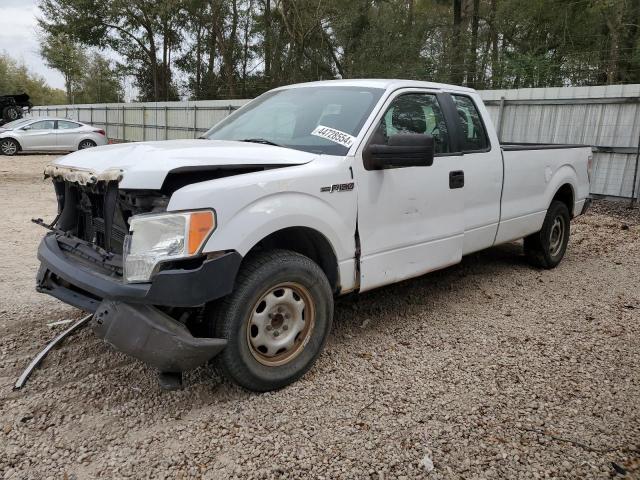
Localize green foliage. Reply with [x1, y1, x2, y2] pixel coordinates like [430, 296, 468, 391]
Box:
[37, 0, 640, 101]
[39, 32, 124, 104]
[0, 53, 67, 105]
[75, 56, 124, 103]
[40, 33, 87, 102]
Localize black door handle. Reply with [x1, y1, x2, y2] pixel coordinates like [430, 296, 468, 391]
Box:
[449, 170, 464, 189]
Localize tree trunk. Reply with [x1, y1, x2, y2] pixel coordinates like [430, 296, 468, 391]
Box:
[264, 0, 271, 85]
[195, 22, 202, 100]
[468, 0, 480, 88]
[489, 0, 499, 88]
[451, 0, 464, 84]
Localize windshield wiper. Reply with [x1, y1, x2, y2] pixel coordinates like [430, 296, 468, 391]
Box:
[240, 138, 283, 147]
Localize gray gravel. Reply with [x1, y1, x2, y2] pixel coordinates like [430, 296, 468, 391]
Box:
[1, 154, 639, 479]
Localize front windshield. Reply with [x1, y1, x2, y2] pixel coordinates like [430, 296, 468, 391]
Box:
[204, 86, 384, 155]
[2, 118, 30, 129]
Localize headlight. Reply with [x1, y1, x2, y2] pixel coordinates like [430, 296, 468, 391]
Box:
[123, 210, 215, 283]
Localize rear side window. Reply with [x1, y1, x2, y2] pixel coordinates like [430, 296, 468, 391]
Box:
[451, 95, 489, 151]
[58, 120, 80, 129]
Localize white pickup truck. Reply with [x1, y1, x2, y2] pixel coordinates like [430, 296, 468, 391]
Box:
[36, 80, 592, 391]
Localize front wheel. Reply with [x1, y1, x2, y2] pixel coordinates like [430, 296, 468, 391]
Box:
[0, 138, 19, 156]
[209, 250, 333, 391]
[524, 200, 571, 269]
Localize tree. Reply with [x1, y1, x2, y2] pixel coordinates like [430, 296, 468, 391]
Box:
[38, 0, 186, 101]
[0, 53, 67, 105]
[37, 0, 640, 101]
[40, 33, 86, 103]
[77, 55, 124, 103]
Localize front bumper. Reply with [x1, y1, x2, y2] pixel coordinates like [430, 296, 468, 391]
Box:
[37, 233, 242, 311]
[93, 301, 226, 372]
[36, 233, 242, 372]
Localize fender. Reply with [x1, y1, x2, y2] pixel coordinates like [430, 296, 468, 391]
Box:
[202, 191, 353, 260]
[544, 164, 578, 214]
[166, 156, 358, 289]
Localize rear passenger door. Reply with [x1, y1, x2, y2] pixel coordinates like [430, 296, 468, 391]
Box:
[56, 120, 83, 150]
[448, 93, 503, 254]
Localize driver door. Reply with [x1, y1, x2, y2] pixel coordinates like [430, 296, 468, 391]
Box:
[354, 90, 465, 291]
[19, 120, 57, 151]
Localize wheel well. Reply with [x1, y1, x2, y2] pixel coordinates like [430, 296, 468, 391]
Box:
[552, 184, 574, 217]
[246, 227, 340, 292]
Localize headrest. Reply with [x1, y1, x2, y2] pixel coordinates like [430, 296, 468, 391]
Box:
[392, 101, 426, 134]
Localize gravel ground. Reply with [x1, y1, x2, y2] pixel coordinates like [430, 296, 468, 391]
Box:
[1, 154, 639, 479]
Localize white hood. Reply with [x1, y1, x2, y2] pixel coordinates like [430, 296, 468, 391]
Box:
[49, 139, 316, 189]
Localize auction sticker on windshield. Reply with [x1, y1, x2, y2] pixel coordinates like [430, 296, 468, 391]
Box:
[311, 125, 356, 148]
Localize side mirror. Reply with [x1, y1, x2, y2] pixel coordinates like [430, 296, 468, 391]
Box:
[21, 125, 31, 131]
[363, 133, 434, 170]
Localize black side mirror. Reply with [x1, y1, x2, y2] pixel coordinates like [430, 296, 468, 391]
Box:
[364, 133, 434, 170]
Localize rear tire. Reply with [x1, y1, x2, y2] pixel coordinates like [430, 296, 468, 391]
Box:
[208, 249, 333, 391]
[0, 138, 19, 156]
[524, 200, 570, 269]
[2, 106, 20, 122]
[78, 139, 97, 150]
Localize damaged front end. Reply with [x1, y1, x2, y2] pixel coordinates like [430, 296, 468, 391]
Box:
[36, 166, 242, 382]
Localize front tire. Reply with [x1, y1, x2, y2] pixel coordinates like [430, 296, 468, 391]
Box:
[524, 200, 571, 269]
[209, 250, 333, 392]
[0, 138, 19, 156]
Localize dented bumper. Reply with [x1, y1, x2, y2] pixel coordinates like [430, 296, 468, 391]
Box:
[36, 232, 241, 372]
[92, 301, 226, 372]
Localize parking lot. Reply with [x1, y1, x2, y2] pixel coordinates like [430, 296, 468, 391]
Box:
[0, 154, 639, 479]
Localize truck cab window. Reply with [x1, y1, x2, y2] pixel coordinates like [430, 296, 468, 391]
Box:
[374, 93, 450, 154]
[451, 95, 488, 151]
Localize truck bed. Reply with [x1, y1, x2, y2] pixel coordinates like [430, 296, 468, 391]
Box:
[496, 144, 592, 244]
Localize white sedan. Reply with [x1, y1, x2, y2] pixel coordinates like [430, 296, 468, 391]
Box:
[0, 117, 108, 156]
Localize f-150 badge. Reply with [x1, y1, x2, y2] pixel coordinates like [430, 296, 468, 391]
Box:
[321, 183, 354, 193]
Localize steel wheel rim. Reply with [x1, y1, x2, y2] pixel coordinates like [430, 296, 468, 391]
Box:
[246, 282, 315, 367]
[79, 141, 94, 149]
[549, 215, 566, 257]
[1, 140, 16, 155]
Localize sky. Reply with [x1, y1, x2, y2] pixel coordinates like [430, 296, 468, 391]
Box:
[0, 0, 66, 89]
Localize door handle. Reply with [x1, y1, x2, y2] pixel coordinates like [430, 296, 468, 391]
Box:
[449, 170, 464, 189]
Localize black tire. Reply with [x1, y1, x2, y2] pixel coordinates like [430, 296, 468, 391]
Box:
[0, 138, 19, 156]
[524, 200, 571, 269]
[2, 106, 20, 122]
[209, 249, 333, 391]
[78, 139, 97, 150]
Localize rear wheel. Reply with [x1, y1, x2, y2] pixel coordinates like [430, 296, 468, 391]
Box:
[209, 249, 333, 391]
[0, 138, 19, 156]
[524, 200, 570, 269]
[78, 139, 97, 150]
[2, 106, 20, 122]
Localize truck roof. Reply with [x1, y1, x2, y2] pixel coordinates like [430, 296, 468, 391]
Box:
[276, 78, 476, 94]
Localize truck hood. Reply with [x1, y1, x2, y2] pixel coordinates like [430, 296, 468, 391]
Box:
[47, 139, 317, 189]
